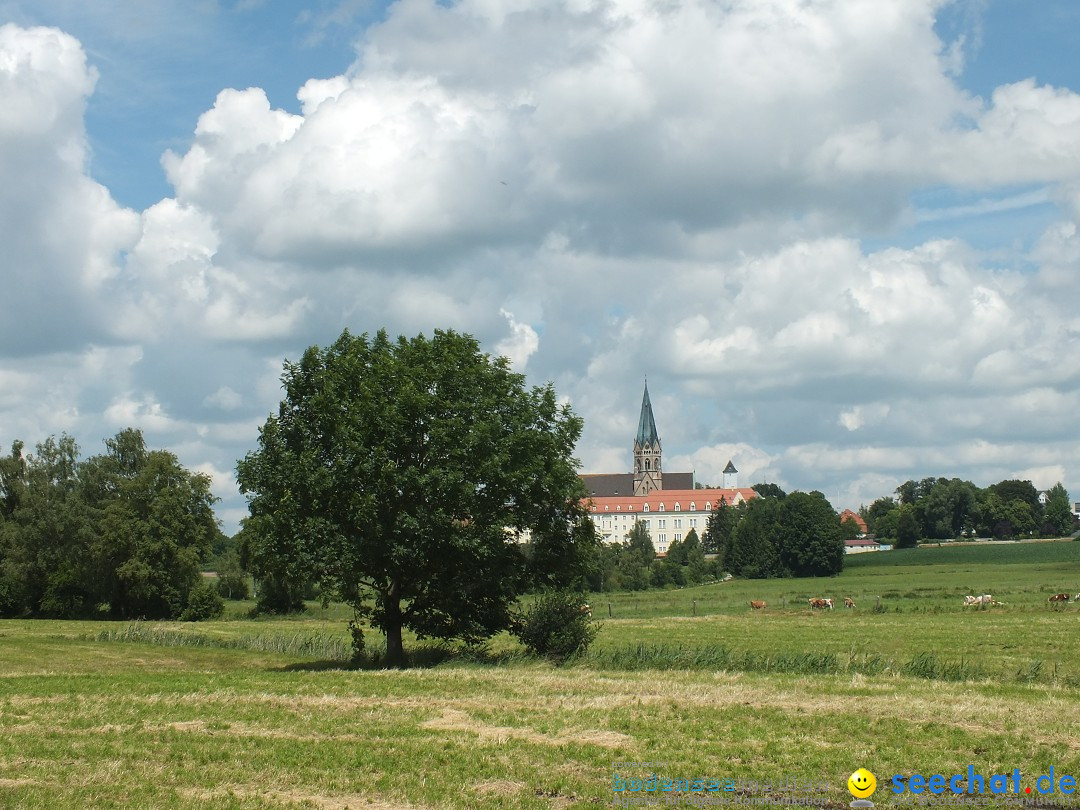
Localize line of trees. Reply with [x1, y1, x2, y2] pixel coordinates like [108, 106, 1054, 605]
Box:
[863, 477, 1074, 547]
[581, 524, 721, 592]
[0, 429, 225, 620]
[701, 485, 846, 579]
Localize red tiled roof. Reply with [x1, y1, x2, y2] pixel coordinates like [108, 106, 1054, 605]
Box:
[840, 509, 868, 533]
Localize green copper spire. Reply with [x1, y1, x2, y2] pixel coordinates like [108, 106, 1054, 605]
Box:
[636, 380, 659, 447]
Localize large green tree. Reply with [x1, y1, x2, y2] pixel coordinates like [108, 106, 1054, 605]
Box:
[776, 491, 844, 577]
[0, 430, 218, 619]
[726, 496, 783, 578]
[1043, 482, 1074, 536]
[894, 504, 921, 549]
[702, 497, 742, 559]
[236, 329, 590, 667]
[0, 435, 93, 617]
[80, 429, 221, 619]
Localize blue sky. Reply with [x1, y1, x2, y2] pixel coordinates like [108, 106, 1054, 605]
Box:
[2, 0, 1079, 531]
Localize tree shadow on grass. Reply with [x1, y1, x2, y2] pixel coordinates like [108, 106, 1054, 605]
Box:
[270, 644, 534, 672]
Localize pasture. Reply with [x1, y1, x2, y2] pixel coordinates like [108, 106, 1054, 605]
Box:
[2, 541, 1080, 809]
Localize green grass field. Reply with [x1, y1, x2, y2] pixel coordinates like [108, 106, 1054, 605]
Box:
[3, 542, 1080, 809]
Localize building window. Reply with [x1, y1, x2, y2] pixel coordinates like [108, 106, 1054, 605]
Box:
[658, 503, 665, 511]
[690, 518, 697, 528]
[616, 505, 620, 511]
[674, 503, 680, 511]
[675, 533, 682, 542]
[690, 503, 696, 511]
[659, 534, 667, 543]
[658, 519, 666, 529]
[605, 505, 609, 512]
[705, 502, 711, 511]
[643, 504, 649, 512]
[674, 519, 681, 529]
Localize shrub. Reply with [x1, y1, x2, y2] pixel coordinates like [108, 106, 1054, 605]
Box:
[180, 580, 225, 621]
[348, 618, 366, 665]
[252, 574, 307, 615]
[214, 551, 250, 600]
[512, 591, 598, 662]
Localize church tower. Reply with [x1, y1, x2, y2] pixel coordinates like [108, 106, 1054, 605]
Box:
[633, 381, 663, 495]
[723, 460, 738, 489]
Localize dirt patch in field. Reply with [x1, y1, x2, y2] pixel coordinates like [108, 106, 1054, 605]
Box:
[182, 786, 427, 809]
[421, 707, 630, 749]
[0, 777, 40, 788]
[474, 778, 525, 796]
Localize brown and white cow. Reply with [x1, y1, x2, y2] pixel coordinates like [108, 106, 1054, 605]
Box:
[964, 594, 992, 606]
[809, 597, 833, 610]
[750, 600, 767, 610]
[843, 597, 856, 609]
[579, 603, 593, 617]
[1048, 593, 1070, 604]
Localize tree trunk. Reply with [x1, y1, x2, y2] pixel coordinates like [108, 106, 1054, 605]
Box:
[383, 583, 405, 668]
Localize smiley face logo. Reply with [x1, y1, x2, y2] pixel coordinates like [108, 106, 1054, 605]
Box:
[848, 768, 876, 799]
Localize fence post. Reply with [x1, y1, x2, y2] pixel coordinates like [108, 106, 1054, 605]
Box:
[876, 595, 881, 611]
[693, 600, 697, 616]
[608, 602, 612, 618]
[781, 597, 786, 609]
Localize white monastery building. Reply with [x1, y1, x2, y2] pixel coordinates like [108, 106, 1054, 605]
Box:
[581, 382, 757, 555]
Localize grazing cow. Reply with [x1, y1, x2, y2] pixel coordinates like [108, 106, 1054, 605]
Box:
[963, 594, 992, 606]
[750, 600, 767, 610]
[809, 598, 833, 610]
[1049, 593, 1070, 604]
[843, 597, 856, 609]
[579, 603, 593, 617]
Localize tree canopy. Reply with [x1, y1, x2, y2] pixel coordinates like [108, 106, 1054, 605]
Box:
[236, 328, 592, 667]
[0, 429, 221, 619]
[873, 477, 1070, 542]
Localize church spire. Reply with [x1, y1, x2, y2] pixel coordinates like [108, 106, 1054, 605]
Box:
[633, 379, 662, 495]
[636, 380, 660, 447]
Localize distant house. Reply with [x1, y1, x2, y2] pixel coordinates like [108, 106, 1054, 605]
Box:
[844, 537, 882, 554]
[839, 509, 868, 536]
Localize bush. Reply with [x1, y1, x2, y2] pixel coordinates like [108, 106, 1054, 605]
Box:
[180, 579, 225, 621]
[252, 574, 307, 615]
[348, 618, 366, 665]
[214, 551, 250, 600]
[512, 591, 598, 662]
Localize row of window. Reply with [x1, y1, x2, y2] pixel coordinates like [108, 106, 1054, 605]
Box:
[598, 518, 699, 530]
[596, 501, 710, 513]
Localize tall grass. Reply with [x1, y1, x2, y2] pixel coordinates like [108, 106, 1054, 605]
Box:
[93, 622, 352, 661]
[578, 642, 1063, 685]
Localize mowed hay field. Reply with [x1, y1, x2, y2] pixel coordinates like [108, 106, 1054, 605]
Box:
[3, 542, 1080, 809]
